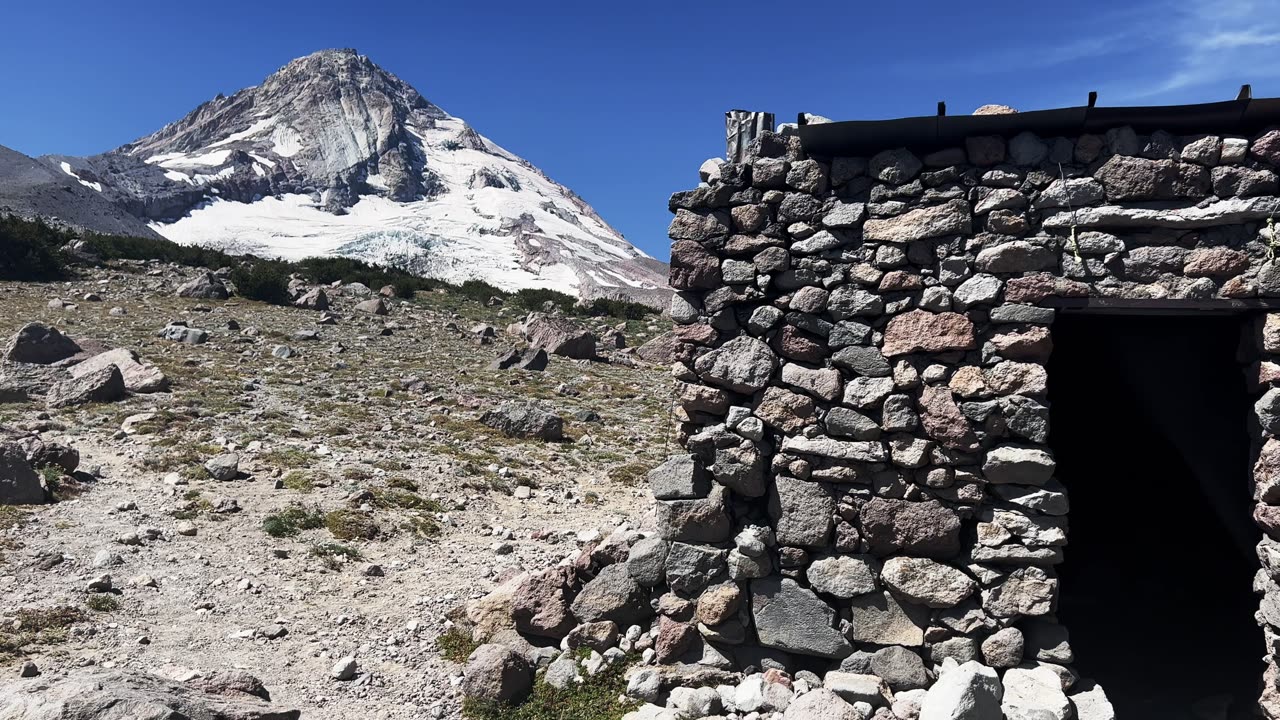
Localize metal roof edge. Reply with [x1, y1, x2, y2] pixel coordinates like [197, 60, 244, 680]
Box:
[796, 95, 1278, 157]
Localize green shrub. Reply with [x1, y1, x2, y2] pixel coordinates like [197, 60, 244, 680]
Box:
[85, 595, 119, 612]
[463, 654, 637, 720]
[309, 542, 362, 569]
[231, 262, 290, 305]
[438, 627, 481, 663]
[295, 257, 431, 298]
[262, 505, 325, 538]
[324, 509, 380, 540]
[455, 279, 505, 303]
[80, 233, 237, 267]
[0, 606, 85, 655]
[0, 215, 68, 280]
[511, 288, 576, 314]
[582, 297, 656, 321]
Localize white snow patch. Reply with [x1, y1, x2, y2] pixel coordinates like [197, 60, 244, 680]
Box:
[152, 193, 593, 293]
[58, 162, 102, 192]
[167, 150, 233, 168]
[164, 170, 193, 184]
[209, 117, 277, 148]
[193, 167, 236, 183]
[144, 152, 185, 165]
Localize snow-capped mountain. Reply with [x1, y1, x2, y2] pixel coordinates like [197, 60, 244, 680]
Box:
[41, 49, 669, 303]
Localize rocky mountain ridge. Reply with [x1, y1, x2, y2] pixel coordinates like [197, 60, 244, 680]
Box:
[10, 50, 669, 304]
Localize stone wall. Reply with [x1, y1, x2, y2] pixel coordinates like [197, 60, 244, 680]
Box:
[657, 123, 1280, 716]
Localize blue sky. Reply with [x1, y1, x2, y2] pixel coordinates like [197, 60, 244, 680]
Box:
[4, 0, 1280, 259]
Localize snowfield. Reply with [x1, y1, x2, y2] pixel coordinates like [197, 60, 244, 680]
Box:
[61, 49, 671, 302]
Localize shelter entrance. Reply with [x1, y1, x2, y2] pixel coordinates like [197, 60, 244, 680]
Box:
[1048, 313, 1260, 718]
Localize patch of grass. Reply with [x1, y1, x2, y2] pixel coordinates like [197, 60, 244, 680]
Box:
[402, 513, 441, 538]
[342, 467, 373, 481]
[462, 656, 637, 720]
[171, 492, 213, 520]
[262, 447, 318, 470]
[0, 606, 85, 655]
[282, 470, 317, 493]
[123, 410, 184, 436]
[143, 442, 221, 472]
[40, 465, 62, 486]
[607, 462, 651, 485]
[438, 627, 481, 663]
[85, 595, 119, 612]
[309, 542, 362, 570]
[324, 510, 380, 541]
[386, 476, 418, 491]
[262, 505, 326, 538]
[40, 466, 89, 501]
[373, 488, 443, 511]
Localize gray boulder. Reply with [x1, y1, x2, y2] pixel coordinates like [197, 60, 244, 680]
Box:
[461, 644, 532, 704]
[694, 336, 777, 394]
[847, 591, 929, 647]
[983, 446, 1056, 486]
[1001, 665, 1070, 720]
[570, 564, 652, 627]
[160, 324, 208, 344]
[626, 537, 668, 587]
[204, 453, 240, 481]
[480, 402, 564, 440]
[769, 476, 834, 548]
[488, 347, 549, 371]
[0, 669, 299, 719]
[69, 348, 168, 393]
[655, 485, 732, 543]
[354, 298, 389, 315]
[564, 620, 619, 653]
[1259, 388, 1280, 434]
[784, 687, 863, 719]
[1069, 681, 1116, 720]
[176, 272, 230, 299]
[293, 288, 329, 311]
[46, 366, 126, 408]
[5, 323, 81, 364]
[648, 454, 710, 500]
[664, 542, 728, 596]
[919, 660, 1003, 720]
[880, 556, 976, 608]
[512, 566, 578, 638]
[524, 315, 596, 359]
[980, 627, 1024, 668]
[871, 646, 929, 691]
[824, 671, 892, 706]
[806, 555, 879, 598]
[751, 576, 851, 659]
[0, 442, 45, 504]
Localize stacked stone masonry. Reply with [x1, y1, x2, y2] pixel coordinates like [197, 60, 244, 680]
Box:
[650, 124, 1280, 718]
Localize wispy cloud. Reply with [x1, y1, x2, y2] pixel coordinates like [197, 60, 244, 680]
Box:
[956, 0, 1280, 104]
[1108, 0, 1280, 99]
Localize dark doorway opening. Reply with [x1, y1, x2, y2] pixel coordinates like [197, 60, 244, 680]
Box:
[1049, 314, 1260, 718]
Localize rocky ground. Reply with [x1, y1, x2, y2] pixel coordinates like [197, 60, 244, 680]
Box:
[0, 262, 674, 719]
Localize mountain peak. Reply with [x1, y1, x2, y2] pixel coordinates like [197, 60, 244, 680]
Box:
[37, 52, 670, 304]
